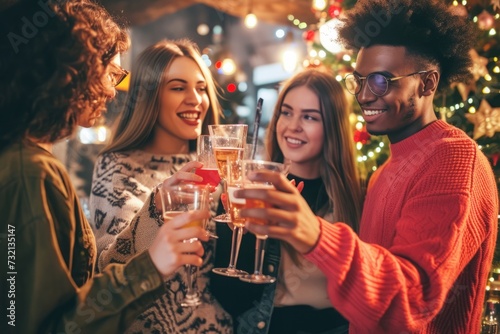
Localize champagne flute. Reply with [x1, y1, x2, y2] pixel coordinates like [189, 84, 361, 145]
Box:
[158, 183, 210, 307]
[211, 158, 249, 277]
[208, 124, 248, 223]
[238, 160, 288, 284]
[194, 135, 221, 188]
[194, 135, 221, 239]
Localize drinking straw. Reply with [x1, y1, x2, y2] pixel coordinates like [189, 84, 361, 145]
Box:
[250, 98, 263, 159]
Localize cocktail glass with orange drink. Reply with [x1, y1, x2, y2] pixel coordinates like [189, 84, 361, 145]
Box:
[238, 160, 289, 284]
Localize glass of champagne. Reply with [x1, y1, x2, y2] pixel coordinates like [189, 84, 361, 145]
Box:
[208, 124, 248, 223]
[211, 157, 249, 277]
[158, 183, 210, 307]
[238, 160, 289, 284]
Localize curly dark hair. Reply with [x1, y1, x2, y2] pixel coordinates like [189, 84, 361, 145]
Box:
[338, 0, 476, 89]
[0, 0, 129, 149]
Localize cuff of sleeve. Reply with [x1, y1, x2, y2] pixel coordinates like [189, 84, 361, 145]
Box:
[124, 251, 163, 297]
[303, 216, 324, 255]
[303, 219, 346, 272]
[149, 190, 163, 224]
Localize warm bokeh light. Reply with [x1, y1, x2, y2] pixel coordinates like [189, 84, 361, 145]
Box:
[244, 13, 257, 29]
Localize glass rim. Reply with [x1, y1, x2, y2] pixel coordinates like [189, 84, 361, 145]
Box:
[208, 124, 248, 128]
[162, 183, 211, 191]
[241, 159, 286, 168]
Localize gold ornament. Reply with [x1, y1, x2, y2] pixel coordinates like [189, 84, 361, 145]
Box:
[465, 99, 500, 139]
[452, 81, 476, 101]
[469, 49, 489, 81]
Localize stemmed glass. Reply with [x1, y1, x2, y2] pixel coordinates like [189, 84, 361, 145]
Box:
[158, 183, 210, 307]
[238, 160, 289, 284]
[194, 135, 221, 239]
[208, 124, 248, 223]
[194, 135, 221, 188]
[212, 156, 249, 277]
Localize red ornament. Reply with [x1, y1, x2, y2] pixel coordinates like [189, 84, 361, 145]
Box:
[477, 10, 495, 30]
[354, 127, 371, 144]
[491, 152, 500, 166]
[303, 30, 316, 42]
[226, 83, 237, 93]
[328, 4, 342, 18]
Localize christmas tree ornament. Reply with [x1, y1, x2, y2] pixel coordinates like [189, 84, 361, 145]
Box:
[327, 4, 342, 18]
[448, 3, 468, 16]
[303, 29, 317, 42]
[465, 99, 500, 139]
[452, 81, 477, 101]
[477, 10, 495, 30]
[470, 49, 489, 81]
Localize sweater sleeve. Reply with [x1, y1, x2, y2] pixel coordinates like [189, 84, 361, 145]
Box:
[89, 153, 153, 260]
[98, 192, 161, 270]
[304, 140, 498, 332]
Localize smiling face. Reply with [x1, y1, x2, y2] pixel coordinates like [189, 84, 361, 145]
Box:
[276, 85, 324, 177]
[155, 56, 209, 148]
[355, 45, 435, 143]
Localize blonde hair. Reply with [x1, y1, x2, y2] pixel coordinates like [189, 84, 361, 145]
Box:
[102, 39, 221, 154]
[266, 68, 364, 263]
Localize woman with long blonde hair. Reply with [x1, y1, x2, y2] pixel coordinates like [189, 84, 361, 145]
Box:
[89, 39, 232, 333]
[212, 67, 364, 333]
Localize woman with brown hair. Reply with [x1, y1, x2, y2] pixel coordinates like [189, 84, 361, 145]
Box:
[212, 68, 364, 333]
[90, 39, 232, 333]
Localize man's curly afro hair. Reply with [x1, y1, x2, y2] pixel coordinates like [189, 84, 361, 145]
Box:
[338, 0, 476, 89]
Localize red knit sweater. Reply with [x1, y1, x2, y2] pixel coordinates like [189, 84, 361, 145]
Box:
[305, 121, 498, 333]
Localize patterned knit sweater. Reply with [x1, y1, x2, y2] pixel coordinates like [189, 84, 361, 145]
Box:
[89, 150, 232, 333]
[305, 121, 498, 333]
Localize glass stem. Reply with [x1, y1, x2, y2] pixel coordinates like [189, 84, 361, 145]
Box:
[228, 226, 244, 270]
[184, 264, 196, 297]
[253, 237, 267, 275]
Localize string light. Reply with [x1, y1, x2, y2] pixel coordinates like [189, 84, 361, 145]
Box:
[244, 13, 257, 29]
[244, 0, 257, 29]
[312, 0, 328, 11]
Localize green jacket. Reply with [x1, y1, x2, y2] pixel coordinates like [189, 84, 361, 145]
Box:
[0, 140, 164, 333]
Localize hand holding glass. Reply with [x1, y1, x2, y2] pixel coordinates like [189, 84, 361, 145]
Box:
[158, 183, 210, 307]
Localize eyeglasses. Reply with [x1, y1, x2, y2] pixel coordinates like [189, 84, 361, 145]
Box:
[109, 67, 129, 87]
[344, 70, 429, 96]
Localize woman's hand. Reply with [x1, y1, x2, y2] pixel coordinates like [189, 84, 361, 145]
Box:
[148, 209, 210, 280]
[154, 161, 203, 212]
[162, 160, 203, 187]
[236, 171, 320, 254]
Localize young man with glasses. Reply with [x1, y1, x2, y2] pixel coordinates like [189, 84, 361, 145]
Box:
[235, 0, 498, 332]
